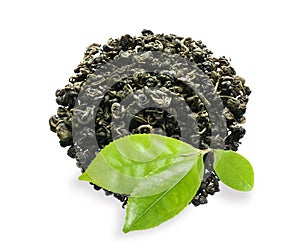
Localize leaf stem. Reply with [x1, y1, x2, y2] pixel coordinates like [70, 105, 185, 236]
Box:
[178, 148, 211, 157]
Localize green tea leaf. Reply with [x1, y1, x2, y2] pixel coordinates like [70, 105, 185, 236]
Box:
[213, 150, 254, 191]
[131, 155, 198, 197]
[79, 134, 200, 194]
[123, 156, 204, 233]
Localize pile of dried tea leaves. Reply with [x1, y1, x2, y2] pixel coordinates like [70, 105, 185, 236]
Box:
[49, 29, 251, 207]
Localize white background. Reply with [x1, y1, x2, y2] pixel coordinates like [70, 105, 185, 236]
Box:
[1, 0, 299, 246]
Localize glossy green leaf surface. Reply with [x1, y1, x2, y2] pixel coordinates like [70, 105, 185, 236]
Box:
[79, 134, 200, 194]
[131, 155, 199, 197]
[123, 156, 204, 233]
[213, 150, 254, 191]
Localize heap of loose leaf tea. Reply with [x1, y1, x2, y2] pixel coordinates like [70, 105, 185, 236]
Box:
[49, 29, 251, 207]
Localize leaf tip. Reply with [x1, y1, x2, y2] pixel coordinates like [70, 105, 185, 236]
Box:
[122, 226, 130, 234]
[78, 172, 90, 181]
[122, 221, 133, 233]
